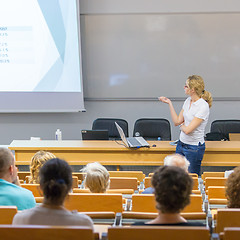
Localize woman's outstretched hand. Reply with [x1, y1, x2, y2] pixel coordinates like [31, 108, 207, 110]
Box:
[158, 96, 171, 104]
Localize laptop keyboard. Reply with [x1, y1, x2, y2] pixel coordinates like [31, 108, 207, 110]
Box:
[135, 137, 148, 145]
[128, 137, 141, 146]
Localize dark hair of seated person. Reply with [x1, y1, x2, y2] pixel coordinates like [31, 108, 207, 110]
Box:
[226, 166, 240, 208]
[39, 158, 72, 206]
[132, 166, 206, 226]
[152, 165, 193, 214]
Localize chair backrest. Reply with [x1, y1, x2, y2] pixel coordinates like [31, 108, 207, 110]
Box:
[210, 120, 240, 140]
[216, 209, 240, 234]
[189, 173, 198, 177]
[131, 194, 203, 213]
[65, 193, 123, 213]
[72, 188, 134, 194]
[144, 177, 152, 189]
[92, 118, 129, 139]
[181, 195, 203, 213]
[205, 177, 227, 191]
[133, 118, 171, 140]
[108, 226, 210, 240]
[72, 176, 78, 188]
[35, 197, 44, 203]
[208, 186, 226, 200]
[224, 227, 240, 240]
[229, 133, 240, 141]
[110, 177, 138, 190]
[73, 188, 91, 193]
[72, 172, 86, 181]
[109, 171, 145, 182]
[201, 172, 225, 181]
[145, 175, 198, 191]
[0, 206, 18, 224]
[192, 177, 199, 190]
[0, 225, 94, 240]
[21, 176, 78, 193]
[17, 171, 30, 181]
[20, 184, 42, 197]
[132, 194, 156, 212]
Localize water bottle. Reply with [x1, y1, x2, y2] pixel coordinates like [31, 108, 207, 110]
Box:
[55, 129, 62, 141]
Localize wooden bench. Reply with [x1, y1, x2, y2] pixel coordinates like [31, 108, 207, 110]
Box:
[0, 225, 95, 240]
[65, 193, 123, 213]
[0, 206, 17, 224]
[108, 226, 210, 240]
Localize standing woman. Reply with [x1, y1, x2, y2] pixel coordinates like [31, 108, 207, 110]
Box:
[159, 75, 212, 175]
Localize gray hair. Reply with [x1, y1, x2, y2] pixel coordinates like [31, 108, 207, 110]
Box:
[81, 162, 110, 193]
[164, 154, 190, 172]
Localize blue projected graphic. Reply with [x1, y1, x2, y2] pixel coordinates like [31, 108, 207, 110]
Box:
[0, 0, 81, 92]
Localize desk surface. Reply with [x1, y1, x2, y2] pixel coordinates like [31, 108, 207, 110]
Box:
[9, 140, 240, 166]
[9, 140, 175, 150]
[9, 139, 240, 150]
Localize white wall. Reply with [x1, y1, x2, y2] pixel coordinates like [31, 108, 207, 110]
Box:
[1, 99, 239, 144]
[80, 0, 240, 14]
[0, 0, 240, 145]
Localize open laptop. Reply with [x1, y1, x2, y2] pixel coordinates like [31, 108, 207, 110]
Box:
[81, 130, 109, 140]
[115, 122, 149, 148]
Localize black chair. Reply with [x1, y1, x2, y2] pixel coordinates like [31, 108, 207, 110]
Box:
[133, 118, 171, 141]
[92, 118, 129, 140]
[207, 120, 240, 141]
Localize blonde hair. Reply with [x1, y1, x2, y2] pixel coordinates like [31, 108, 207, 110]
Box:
[81, 162, 109, 193]
[187, 75, 213, 108]
[30, 151, 56, 184]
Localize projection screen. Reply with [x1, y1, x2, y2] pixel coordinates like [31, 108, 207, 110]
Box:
[0, 0, 85, 112]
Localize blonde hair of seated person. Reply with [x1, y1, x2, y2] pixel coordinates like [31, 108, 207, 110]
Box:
[81, 162, 109, 193]
[30, 151, 56, 184]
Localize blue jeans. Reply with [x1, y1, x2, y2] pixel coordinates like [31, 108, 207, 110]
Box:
[175, 140, 205, 176]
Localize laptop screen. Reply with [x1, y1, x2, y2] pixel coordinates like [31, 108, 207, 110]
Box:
[115, 122, 129, 147]
[81, 130, 109, 140]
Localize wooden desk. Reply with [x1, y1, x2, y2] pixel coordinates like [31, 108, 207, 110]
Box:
[9, 140, 240, 166]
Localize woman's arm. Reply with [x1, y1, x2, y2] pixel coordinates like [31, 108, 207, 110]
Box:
[180, 117, 203, 135]
[158, 96, 184, 126]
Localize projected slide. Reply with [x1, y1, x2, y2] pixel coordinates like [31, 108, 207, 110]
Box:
[0, 0, 81, 92]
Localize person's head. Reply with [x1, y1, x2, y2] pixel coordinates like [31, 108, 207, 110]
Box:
[81, 162, 109, 193]
[226, 166, 240, 208]
[152, 165, 193, 214]
[30, 151, 56, 184]
[164, 154, 190, 172]
[185, 75, 212, 108]
[39, 158, 72, 205]
[0, 148, 17, 183]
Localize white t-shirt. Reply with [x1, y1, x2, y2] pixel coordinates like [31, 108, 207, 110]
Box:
[180, 97, 209, 145]
[12, 205, 94, 228]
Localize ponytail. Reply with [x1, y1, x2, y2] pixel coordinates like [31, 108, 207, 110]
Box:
[188, 75, 213, 108]
[201, 90, 212, 108]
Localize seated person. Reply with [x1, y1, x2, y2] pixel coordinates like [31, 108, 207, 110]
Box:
[29, 150, 56, 183]
[13, 158, 93, 228]
[225, 170, 234, 178]
[0, 148, 36, 210]
[226, 166, 240, 208]
[142, 154, 190, 194]
[81, 162, 109, 193]
[133, 165, 204, 226]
